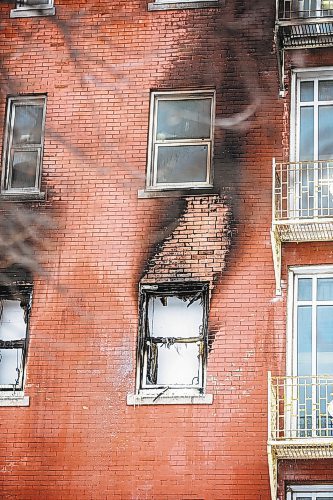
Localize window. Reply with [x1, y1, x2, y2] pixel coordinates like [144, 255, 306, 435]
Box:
[290, 70, 333, 217]
[287, 485, 333, 499]
[0, 284, 31, 405]
[287, 266, 333, 436]
[299, 0, 333, 17]
[146, 91, 215, 191]
[128, 283, 212, 404]
[10, 0, 55, 17]
[1, 96, 47, 196]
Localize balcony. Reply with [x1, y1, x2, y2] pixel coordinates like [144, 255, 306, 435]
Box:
[275, 2, 333, 92]
[271, 159, 333, 294]
[277, 0, 333, 48]
[267, 373, 333, 499]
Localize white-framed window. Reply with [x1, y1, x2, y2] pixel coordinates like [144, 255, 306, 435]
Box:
[1, 96, 47, 196]
[146, 90, 215, 191]
[0, 284, 32, 406]
[287, 484, 333, 499]
[290, 69, 333, 217]
[128, 283, 212, 404]
[10, 1, 55, 18]
[298, 0, 333, 17]
[287, 266, 333, 436]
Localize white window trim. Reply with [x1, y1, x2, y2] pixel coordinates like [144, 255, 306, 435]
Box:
[146, 90, 215, 191]
[287, 484, 333, 499]
[287, 264, 333, 377]
[1, 95, 47, 197]
[127, 283, 213, 405]
[10, 1, 55, 18]
[290, 67, 333, 162]
[148, 0, 219, 11]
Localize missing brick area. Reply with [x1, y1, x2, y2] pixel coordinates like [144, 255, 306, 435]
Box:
[141, 194, 233, 287]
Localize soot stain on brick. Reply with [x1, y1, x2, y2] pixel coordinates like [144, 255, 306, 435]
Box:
[137, 1, 275, 353]
[138, 197, 187, 281]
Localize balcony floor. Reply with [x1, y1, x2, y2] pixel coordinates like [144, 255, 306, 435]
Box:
[270, 439, 333, 460]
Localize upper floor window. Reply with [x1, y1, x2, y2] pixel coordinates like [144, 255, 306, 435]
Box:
[289, 70, 333, 217]
[146, 90, 215, 191]
[1, 96, 47, 197]
[10, 0, 55, 18]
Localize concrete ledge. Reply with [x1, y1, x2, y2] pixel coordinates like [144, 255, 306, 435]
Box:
[138, 187, 216, 198]
[127, 393, 213, 405]
[148, 1, 218, 10]
[0, 395, 29, 407]
[0, 192, 46, 202]
[10, 7, 55, 18]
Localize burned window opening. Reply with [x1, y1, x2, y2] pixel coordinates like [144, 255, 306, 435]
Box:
[0, 283, 32, 393]
[137, 283, 209, 396]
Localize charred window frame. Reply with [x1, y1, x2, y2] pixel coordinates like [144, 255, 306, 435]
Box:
[11, 1, 55, 18]
[1, 95, 47, 198]
[136, 283, 209, 398]
[0, 284, 32, 397]
[146, 90, 215, 191]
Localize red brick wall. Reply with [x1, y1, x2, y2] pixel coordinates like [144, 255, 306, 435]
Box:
[0, 1, 331, 499]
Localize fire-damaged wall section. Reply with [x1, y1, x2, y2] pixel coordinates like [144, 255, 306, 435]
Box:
[129, 194, 233, 405]
[141, 194, 232, 287]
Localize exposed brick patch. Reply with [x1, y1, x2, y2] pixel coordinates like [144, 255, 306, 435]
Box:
[141, 194, 232, 287]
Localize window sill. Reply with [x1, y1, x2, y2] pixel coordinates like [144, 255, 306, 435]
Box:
[0, 395, 29, 407]
[148, 1, 219, 11]
[10, 7, 55, 18]
[0, 192, 46, 202]
[127, 393, 213, 405]
[138, 187, 216, 198]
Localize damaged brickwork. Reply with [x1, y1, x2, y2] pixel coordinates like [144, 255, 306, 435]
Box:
[141, 194, 232, 288]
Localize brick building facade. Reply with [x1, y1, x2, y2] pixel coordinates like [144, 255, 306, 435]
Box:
[0, 1, 333, 499]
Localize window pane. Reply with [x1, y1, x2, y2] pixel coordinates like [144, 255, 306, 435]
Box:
[156, 99, 211, 140]
[300, 107, 314, 160]
[13, 104, 43, 145]
[319, 80, 333, 101]
[148, 295, 203, 339]
[297, 306, 312, 375]
[152, 342, 200, 386]
[298, 278, 313, 300]
[11, 151, 38, 188]
[0, 348, 23, 386]
[300, 81, 314, 102]
[318, 278, 333, 300]
[0, 300, 26, 341]
[156, 145, 208, 184]
[319, 106, 333, 160]
[317, 306, 333, 374]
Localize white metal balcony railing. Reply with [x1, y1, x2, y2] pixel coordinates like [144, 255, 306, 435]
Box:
[269, 374, 333, 444]
[273, 159, 333, 242]
[267, 373, 333, 499]
[276, 0, 333, 49]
